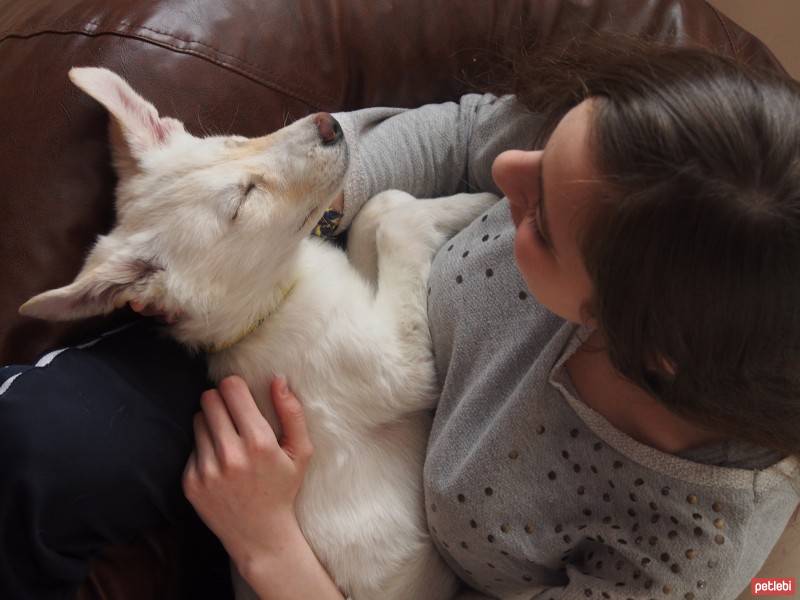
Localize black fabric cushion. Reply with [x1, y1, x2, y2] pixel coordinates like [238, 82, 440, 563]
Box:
[0, 319, 231, 599]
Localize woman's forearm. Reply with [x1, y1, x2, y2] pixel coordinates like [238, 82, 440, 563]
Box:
[237, 520, 346, 600]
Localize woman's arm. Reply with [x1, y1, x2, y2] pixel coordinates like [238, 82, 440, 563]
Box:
[182, 375, 345, 600]
[237, 519, 345, 600]
[330, 93, 545, 234]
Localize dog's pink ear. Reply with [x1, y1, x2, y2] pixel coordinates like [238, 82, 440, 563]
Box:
[19, 256, 164, 322]
[69, 67, 184, 160]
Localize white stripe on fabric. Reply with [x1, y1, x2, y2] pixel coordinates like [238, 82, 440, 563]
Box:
[35, 348, 68, 367]
[99, 322, 136, 338]
[0, 373, 22, 396]
[76, 338, 102, 350]
[0, 321, 139, 397]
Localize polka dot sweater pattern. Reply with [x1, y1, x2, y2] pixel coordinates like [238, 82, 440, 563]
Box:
[423, 202, 797, 600]
[332, 95, 800, 599]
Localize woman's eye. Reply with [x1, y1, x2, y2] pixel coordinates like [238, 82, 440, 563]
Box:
[526, 205, 546, 245]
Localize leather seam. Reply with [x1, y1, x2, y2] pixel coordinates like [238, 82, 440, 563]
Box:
[0, 23, 332, 109]
[105, 20, 336, 107]
[703, 1, 738, 56]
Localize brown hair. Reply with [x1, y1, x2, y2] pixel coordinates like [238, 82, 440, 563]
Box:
[473, 32, 800, 461]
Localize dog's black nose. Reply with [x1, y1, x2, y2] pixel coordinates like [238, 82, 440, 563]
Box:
[313, 113, 343, 145]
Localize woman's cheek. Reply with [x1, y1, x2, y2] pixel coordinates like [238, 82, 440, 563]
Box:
[507, 197, 526, 229]
[513, 223, 545, 287]
[513, 223, 570, 320]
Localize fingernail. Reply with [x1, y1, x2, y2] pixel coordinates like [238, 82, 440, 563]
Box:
[276, 375, 288, 395]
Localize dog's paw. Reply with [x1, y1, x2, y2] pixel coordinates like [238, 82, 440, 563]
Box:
[425, 192, 500, 237]
[360, 190, 416, 225]
[349, 190, 415, 245]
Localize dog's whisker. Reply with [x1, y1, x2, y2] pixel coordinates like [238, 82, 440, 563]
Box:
[226, 103, 241, 134]
[196, 109, 210, 138]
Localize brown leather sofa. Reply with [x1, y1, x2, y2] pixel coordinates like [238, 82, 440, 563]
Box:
[1, 1, 797, 598]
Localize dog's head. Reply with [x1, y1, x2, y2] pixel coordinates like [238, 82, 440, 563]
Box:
[19, 67, 348, 337]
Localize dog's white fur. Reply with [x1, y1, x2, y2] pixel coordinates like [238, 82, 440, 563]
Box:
[20, 68, 498, 599]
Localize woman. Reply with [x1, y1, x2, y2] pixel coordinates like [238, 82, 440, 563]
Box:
[181, 35, 800, 599]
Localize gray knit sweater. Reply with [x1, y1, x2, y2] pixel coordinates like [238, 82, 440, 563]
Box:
[332, 94, 800, 600]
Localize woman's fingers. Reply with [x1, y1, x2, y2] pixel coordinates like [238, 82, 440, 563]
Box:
[271, 376, 314, 465]
[128, 300, 182, 323]
[200, 388, 242, 463]
[192, 411, 217, 476]
[212, 374, 314, 467]
[181, 450, 198, 498]
[129, 300, 163, 316]
[217, 376, 277, 450]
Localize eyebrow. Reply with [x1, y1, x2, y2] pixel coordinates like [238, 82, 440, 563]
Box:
[538, 151, 557, 255]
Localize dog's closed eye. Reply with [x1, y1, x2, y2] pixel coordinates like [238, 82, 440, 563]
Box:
[232, 183, 257, 221]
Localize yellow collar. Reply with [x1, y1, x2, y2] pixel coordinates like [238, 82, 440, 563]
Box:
[207, 280, 297, 354]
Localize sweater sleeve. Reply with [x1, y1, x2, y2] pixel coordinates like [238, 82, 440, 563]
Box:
[330, 93, 545, 233]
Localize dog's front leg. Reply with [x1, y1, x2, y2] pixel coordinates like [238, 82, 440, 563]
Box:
[345, 190, 418, 290]
[369, 191, 498, 415]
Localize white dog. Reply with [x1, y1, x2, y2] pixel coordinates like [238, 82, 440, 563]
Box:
[19, 68, 497, 599]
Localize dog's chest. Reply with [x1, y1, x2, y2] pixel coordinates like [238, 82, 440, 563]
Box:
[205, 281, 383, 443]
[206, 324, 317, 437]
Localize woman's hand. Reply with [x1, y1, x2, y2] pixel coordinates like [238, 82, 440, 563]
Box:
[128, 299, 182, 324]
[182, 374, 315, 570]
[183, 376, 344, 599]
